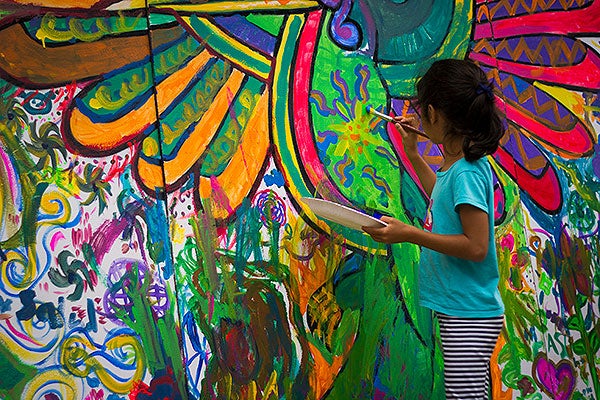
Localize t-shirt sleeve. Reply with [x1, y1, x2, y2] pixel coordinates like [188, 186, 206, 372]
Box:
[453, 170, 489, 213]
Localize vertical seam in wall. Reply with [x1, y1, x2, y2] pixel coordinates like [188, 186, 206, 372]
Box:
[482, 0, 551, 386]
[142, 1, 189, 385]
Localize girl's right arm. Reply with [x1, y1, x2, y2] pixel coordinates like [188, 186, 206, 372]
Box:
[394, 117, 436, 196]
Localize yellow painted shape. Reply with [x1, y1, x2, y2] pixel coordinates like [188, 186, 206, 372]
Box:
[0, 162, 20, 242]
[40, 190, 71, 226]
[247, 380, 258, 400]
[182, 16, 271, 82]
[534, 81, 591, 127]
[270, 14, 304, 198]
[22, 369, 78, 400]
[1, 246, 39, 293]
[69, 50, 213, 150]
[199, 87, 269, 218]
[9, 0, 105, 7]
[61, 333, 145, 393]
[262, 370, 279, 398]
[170, 218, 187, 245]
[0, 312, 64, 364]
[7, 0, 146, 9]
[155, 0, 320, 13]
[137, 68, 246, 190]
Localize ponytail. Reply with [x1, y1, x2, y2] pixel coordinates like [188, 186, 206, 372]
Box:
[416, 59, 505, 162]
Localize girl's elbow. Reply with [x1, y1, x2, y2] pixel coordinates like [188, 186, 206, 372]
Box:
[462, 236, 488, 262]
[470, 246, 488, 262]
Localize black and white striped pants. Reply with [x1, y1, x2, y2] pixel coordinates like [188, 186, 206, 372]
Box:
[437, 313, 504, 399]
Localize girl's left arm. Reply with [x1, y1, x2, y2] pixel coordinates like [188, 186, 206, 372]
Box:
[363, 205, 489, 262]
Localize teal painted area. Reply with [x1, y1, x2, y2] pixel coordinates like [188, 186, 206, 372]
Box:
[272, 14, 310, 196]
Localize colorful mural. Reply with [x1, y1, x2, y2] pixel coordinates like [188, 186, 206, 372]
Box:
[0, 0, 599, 399]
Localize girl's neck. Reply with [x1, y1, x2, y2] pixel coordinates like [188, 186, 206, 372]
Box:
[440, 137, 464, 171]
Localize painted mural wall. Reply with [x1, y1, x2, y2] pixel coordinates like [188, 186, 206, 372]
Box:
[0, 1, 599, 399]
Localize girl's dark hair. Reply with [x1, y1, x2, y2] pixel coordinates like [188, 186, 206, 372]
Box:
[416, 58, 504, 161]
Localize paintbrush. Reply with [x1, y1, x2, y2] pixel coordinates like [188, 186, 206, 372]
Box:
[366, 105, 429, 139]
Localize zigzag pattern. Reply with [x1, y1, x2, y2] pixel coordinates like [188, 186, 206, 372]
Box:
[487, 0, 590, 18]
[501, 75, 575, 128]
[497, 37, 585, 65]
[473, 37, 586, 66]
[501, 124, 549, 171]
[479, 66, 575, 129]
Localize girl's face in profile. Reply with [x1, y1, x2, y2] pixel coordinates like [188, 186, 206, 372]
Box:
[420, 104, 445, 145]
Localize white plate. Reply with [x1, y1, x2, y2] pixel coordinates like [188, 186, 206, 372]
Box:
[301, 197, 387, 231]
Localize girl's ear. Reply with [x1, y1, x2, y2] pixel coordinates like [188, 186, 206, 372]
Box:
[427, 104, 437, 124]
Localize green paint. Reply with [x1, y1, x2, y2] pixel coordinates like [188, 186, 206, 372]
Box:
[301, 11, 402, 248]
[232, 201, 264, 282]
[189, 15, 271, 78]
[118, 263, 188, 398]
[159, 60, 232, 155]
[306, 309, 360, 365]
[30, 13, 148, 45]
[496, 242, 545, 391]
[190, 204, 221, 306]
[557, 160, 600, 213]
[359, 0, 454, 61]
[325, 254, 439, 399]
[0, 97, 49, 288]
[310, 29, 392, 209]
[246, 13, 284, 36]
[272, 14, 307, 195]
[400, 169, 429, 225]
[80, 34, 203, 117]
[539, 271, 553, 295]
[0, 342, 36, 398]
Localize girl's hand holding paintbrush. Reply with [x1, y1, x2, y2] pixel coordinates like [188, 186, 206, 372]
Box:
[366, 105, 427, 137]
[366, 105, 427, 158]
[392, 114, 422, 158]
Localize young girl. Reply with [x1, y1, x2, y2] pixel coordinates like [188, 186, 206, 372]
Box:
[363, 59, 505, 399]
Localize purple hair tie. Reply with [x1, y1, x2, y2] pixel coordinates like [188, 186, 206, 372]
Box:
[475, 80, 495, 99]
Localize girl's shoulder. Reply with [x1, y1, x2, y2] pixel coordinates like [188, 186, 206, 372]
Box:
[448, 157, 493, 181]
[458, 156, 491, 172]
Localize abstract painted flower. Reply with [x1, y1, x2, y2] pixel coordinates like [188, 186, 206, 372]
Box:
[0, 1, 599, 399]
[311, 0, 598, 225]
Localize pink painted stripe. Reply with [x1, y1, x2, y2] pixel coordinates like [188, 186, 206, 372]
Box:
[494, 146, 561, 213]
[469, 50, 600, 90]
[386, 121, 428, 198]
[474, 2, 600, 39]
[292, 10, 346, 200]
[495, 97, 594, 158]
[0, 147, 18, 193]
[3, 319, 40, 346]
[50, 231, 66, 251]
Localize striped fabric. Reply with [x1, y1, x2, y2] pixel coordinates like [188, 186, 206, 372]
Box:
[437, 313, 504, 399]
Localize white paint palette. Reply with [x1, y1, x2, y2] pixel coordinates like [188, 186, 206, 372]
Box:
[301, 197, 387, 231]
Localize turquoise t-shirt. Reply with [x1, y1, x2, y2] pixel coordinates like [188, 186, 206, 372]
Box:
[418, 157, 504, 318]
